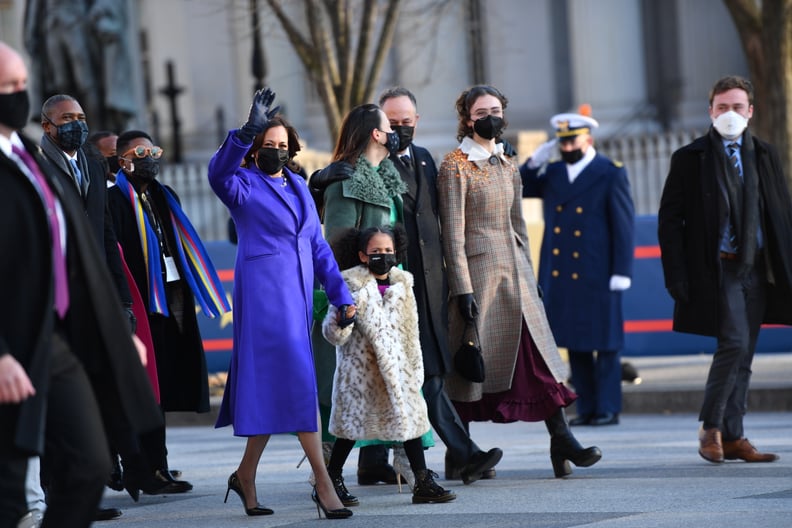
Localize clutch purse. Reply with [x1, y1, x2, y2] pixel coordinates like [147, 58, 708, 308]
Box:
[455, 320, 485, 382]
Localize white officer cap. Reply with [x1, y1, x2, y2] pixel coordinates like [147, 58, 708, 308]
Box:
[550, 111, 599, 140]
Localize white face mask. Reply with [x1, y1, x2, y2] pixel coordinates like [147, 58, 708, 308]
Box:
[712, 110, 748, 140]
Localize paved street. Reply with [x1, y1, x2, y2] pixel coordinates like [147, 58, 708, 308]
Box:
[99, 412, 791, 527]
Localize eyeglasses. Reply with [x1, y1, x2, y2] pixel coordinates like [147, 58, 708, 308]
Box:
[121, 145, 164, 159]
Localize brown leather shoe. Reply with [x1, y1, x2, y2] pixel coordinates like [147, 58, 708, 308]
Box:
[698, 426, 724, 463]
[722, 438, 779, 462]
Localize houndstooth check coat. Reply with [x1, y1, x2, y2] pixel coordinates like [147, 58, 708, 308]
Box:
[437, 146, 568, 403]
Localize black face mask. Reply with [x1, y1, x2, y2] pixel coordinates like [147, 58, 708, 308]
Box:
[50, 120, 89, 151]
[256, 147, 289, 175]
[473, 115, 505, 140]
[381, 130, 401, 156]
[366, 253, 398, 276]
[0, 90, 31, 130]
[392, 125, 415, 152]
[129, 157, 160, 181]
[560, 148, 584, 164]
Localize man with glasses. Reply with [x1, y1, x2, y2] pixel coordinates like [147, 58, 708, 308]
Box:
[108, 130, 230, 497]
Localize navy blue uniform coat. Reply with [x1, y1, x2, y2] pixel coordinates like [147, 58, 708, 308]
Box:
[521, 153, 635, 350]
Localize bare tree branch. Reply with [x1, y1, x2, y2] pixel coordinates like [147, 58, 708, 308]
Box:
[365, 0, 402, 101]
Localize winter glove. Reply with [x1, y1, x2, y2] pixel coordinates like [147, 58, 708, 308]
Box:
[236, 87, 281, 144]
[609, 275, 632, 291]
[667, 281, 689, 303]
[457, 293, 479, 323]
[525, 139, 557, 169]
[337, 304, 357, 328]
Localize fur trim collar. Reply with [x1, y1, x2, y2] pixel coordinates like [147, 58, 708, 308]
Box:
[344, 155, 407, 207]
[342, 265, 413, 292]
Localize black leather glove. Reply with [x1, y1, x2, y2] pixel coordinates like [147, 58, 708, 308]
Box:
[667, 281, 689, 303]
[309, 161, 355, 220]
[498, 138, 517, 157]
[457, 293, 479, 323]
[236, 87, 281, 144]
[123, 304, 137, 334]
[338, 304, 357, 328]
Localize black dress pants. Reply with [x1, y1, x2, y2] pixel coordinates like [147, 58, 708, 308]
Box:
[40, 334, 111, 528]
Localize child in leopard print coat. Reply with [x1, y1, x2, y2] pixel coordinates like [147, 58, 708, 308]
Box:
[322, 225, 455, 505]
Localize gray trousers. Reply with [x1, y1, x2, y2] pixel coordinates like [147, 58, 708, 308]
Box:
[699, 256, 767, 441]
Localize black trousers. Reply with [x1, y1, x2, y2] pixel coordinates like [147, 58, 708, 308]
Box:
[1, 335, 112, 528]
[700, 257, 766, 441]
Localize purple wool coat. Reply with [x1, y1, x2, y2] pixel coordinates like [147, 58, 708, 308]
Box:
[209, 131, 353, 435]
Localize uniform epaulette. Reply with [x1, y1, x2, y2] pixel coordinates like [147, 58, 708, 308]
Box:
[612, 160, 624, 168]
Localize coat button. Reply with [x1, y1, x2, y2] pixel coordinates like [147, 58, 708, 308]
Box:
[556, 205, 563, 212]
[572, 251, 580, 258]
[574, 230, 581, 237]
[552, 248, 560, 255]
[571, 272, 579, 280]
[576, 206, 583, 213]
[554, 226, 561, 234]
[552, 270, 559, 277]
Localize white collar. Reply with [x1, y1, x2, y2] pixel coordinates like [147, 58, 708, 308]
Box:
[566, 146, 597, 183]
[459, 136, 505, 162]
[0, 131, 24, 157]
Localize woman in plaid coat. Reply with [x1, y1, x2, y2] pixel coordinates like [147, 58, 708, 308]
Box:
[437, 85, 601, 478]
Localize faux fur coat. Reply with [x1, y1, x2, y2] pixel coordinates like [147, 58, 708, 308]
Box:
[323, 265, 430, 442]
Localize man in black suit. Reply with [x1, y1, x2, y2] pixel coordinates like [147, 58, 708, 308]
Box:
[0, 41, 161, 527]
[379, 87, 502, 484]
[659, 75, 792, 464]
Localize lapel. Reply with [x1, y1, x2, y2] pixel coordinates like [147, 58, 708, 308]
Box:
[545, 156, 602, 203]
[411, 146, 432, 212]
[40, 134, 85, 198]
[262, 169, 300, 227]
[393, 150, 418, 201]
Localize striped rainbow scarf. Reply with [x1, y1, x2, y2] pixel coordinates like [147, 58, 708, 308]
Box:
[115, 172, 231, 318]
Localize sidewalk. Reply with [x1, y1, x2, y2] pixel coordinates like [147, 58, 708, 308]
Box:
[101, 412, 792, 527]
[170, 352, 792, 427]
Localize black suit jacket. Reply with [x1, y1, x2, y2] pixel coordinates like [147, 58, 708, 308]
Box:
[391, 145, 451, 376]
[39, 135, 131, 305]
[0, 134, 161, 456]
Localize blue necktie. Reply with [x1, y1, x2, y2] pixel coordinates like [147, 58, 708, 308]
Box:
[727, 143, 742, 180]
[69, 157, 83, 189]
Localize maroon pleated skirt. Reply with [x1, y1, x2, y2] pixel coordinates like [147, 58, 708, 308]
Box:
[454, 320, 576, 423]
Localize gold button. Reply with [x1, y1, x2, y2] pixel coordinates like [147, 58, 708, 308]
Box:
[572, 251, 580, 258]
[552, 270, 559, 277]
[571, 273, 579, 280]
[576, 206, 583, 213]
[554, 227, 561, 234]
[552, 248, 560, 256]
[556, 205, 563, 212]
[574, 230, 581, 237]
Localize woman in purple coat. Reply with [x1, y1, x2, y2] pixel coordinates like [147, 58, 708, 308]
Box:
[209, 89, 355, 520]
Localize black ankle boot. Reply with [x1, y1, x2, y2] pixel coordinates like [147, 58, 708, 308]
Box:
[327, 468, 359, 506]
[412, 469, 456, 504]
[545, 407, 602, 478]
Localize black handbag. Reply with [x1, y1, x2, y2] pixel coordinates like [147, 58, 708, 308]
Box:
[455, 320, 485, 382]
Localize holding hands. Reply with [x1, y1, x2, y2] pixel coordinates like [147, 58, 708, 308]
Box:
[236, 87, 282, 143]
[338, 304, 357, 328]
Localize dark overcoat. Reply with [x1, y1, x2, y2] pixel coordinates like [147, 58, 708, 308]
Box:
[0, 135, 161, 455]
[108, 179, 210, 412]
[391, 145, 451, 376]
[521, 153, 635, 350]
[658, 131, 792, 336]
[39, 135, 131, 310]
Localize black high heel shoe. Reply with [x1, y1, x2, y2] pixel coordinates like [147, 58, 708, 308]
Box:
[224, 471, 274, 516]
[311, 487, 352, 519]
